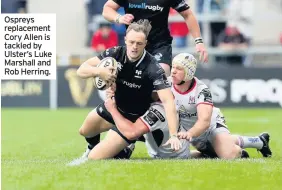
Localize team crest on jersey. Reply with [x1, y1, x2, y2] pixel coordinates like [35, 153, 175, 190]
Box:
[134, 70, 142, 78]
[188, 96, 195, 104]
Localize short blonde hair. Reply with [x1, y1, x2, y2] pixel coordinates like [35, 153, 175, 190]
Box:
[126, 19, 152, 38]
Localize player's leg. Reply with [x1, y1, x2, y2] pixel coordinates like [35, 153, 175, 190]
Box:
[88, 129, 130, 160]
[232, 132, 272, 157]
[210, 125, 242, 159]
[89, 123, 137, 160]
[67, 103, 115, 166]
[79, 103, 114, 150]
[190, 150, 205, 159]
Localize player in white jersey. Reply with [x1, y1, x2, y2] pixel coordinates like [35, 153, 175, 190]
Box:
[104, 53, 272, 159]
[104, 99, 190, 159]
[172, 53, 272, 159]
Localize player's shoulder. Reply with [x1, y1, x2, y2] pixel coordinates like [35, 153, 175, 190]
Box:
[144, 50, 158, 64]
[144, 51, 164, 73]
[101, 46, 125, 60]
[194, 77, 212, 95]
[194, 77, 209, 90]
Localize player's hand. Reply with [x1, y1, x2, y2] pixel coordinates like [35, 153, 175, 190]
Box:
[196, 43, 208, 63]
[106, 83, 116, 99]
[177, 131, 193, 142]
[163, 135, 182, 151]
[119, 14, 134, 25]
[98, 67, 116, 84]
[105, 96, 117, 113]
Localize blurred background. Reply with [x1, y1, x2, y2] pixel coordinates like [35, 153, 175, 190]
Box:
[1, 0, 282, 109]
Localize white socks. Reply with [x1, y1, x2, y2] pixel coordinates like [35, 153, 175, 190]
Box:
[237, 136, 263, 149]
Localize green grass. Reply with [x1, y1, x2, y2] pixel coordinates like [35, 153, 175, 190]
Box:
[2, 108, 282, 190]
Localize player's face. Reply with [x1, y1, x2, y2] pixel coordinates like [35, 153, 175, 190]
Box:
[171, 65, 185, 84]
[125, 30, 147, 60]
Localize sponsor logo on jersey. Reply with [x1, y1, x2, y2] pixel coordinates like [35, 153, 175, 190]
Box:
[122, 80, 141, 89]
[149, 107, 165, 122]
[143, 111, 159, 126]
[154, 53, 163, 61]
[128, 3, 164, 11]
[178, 105, 197, 118]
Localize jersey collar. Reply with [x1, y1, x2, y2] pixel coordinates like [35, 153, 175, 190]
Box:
[124, 50, 146, 67]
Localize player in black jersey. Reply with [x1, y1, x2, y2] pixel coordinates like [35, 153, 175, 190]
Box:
[67, 20, 181, 165]
[102, 0, 208, 76]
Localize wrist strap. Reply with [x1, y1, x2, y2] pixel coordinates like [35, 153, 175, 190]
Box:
[170, 134, 177, 138]
[115, 14, 122, 23]
[195, 37, 203, 44]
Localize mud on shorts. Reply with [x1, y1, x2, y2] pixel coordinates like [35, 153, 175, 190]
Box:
[191, 123, 230, 158]
[146, 42, 172, 66]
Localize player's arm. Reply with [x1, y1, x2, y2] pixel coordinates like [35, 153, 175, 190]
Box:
[76, 57, 102, 78]
[103, 0, 134, 25]
[179, 9, 201, 41]
[77, 47, 118, 80]
[178, 88, 213, 140]
[171, 0, 208, 62]
[157, 89, 178, 137]
[150, 65, 181, 150]
[187, 103, 213, 137]
[105, 98, 149, 140]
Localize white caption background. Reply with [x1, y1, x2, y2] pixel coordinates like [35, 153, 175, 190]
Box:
[0, 14, 56, 80]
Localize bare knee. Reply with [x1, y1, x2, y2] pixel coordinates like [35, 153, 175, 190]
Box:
[219, 145, 241, 159]
[78, 109, 111, 137]
[79, 127, 86, 136]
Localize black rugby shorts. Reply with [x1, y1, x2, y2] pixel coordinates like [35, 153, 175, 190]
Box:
[146, 42, 172, 66]
[96, 103, 140, 144]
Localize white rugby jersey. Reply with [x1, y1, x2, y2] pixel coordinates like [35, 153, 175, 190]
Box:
[141, 103, 190, 159]
[171, 77, 223, 131]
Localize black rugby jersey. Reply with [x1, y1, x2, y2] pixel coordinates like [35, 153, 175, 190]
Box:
[113, 0, 190, 45]
[97, 46, 170, 115]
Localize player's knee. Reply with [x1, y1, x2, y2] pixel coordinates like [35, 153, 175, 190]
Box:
[220, 145, 241, 159]
[79, 126, 86, 136]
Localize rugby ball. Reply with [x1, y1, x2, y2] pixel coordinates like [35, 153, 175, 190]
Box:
[93, 57, 118, 90]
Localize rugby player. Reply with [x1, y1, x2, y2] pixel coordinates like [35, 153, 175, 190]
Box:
[68, 19, 181, 165]
[103, 53, 272, 159]
[103, 0, 208, 76]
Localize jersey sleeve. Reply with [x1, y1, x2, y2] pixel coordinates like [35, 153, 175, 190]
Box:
[196, 88, 213, 106]
[97, 46, 121, 60]
[149, 63, 171, 90]
[112, 0, 126, 7]
[170, 0, 190, 12]
[139, 104, 167, 132]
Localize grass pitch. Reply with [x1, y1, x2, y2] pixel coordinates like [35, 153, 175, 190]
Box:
[2, 108, 282, 190]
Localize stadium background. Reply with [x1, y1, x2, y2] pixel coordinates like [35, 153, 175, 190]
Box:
[1, 0, 282, 190]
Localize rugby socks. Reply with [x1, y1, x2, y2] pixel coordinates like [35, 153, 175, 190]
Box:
[85, 134, 100, 150]
[237, 136, 263, 149]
